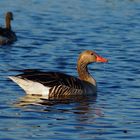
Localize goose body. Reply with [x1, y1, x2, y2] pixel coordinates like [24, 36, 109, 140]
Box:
[0, 12, 17, 45]
[9, 50, 108, 98]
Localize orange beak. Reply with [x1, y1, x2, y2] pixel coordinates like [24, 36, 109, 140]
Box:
[96, 55, 108, 63]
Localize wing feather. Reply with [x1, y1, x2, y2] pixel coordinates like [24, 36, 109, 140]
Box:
[17, 70, 84, 90]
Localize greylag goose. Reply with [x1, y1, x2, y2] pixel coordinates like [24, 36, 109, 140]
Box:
[0, 12, 17, 45]
[9, 50, 108, 98]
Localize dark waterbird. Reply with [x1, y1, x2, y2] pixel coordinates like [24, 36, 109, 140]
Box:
[0, 12, 17, 45]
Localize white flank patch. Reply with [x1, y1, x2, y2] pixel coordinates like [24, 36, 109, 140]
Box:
[9, 76, 50, 97]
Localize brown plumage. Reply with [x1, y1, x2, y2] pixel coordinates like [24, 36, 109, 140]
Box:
[9, 50, 108, 98]
[0, 12, 17, 45]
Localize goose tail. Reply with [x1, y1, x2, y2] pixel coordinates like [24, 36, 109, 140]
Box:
[8, 76, 50, 96]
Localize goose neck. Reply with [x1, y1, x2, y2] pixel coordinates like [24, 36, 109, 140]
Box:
[77, 60, 96, 85]
[5, 17, 11, 30]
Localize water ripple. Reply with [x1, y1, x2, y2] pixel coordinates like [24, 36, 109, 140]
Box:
[0, 0, 140, 140]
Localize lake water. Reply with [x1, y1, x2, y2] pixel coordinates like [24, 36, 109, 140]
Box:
[0, 0, 140, 139]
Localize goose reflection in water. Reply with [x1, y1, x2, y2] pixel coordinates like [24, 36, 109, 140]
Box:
[13, 94, 103, 118]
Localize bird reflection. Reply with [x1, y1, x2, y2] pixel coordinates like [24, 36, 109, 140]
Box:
[14, 94, 103, 118]
[13, 94, 103, 133]
[14, 94, 96, 107]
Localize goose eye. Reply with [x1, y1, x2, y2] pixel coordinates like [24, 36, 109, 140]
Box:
[91, 53, 94, 55]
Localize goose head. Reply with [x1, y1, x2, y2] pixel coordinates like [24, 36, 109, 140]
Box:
[77, 50, 108, 84]
[6, 12, 13, 20]
[78, 50, 108, 64]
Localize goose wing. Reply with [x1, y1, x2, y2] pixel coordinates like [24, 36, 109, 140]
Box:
[16, 70, 84, 90]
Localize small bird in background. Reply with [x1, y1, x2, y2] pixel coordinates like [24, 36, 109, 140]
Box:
[0, 12, 17, 45]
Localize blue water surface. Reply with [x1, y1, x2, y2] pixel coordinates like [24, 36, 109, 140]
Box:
[0, 0, 140, 140]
